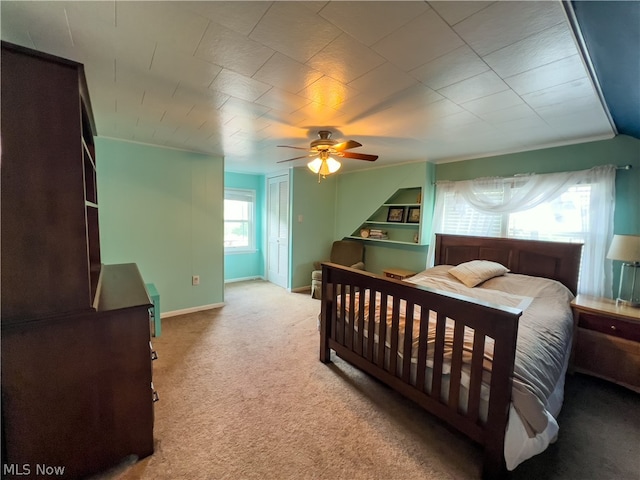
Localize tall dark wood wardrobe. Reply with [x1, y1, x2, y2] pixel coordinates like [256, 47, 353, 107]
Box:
[1, 42, 155, 479]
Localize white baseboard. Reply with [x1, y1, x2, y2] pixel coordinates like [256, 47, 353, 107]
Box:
[224, 275, 265, 284]
[162, 302, 225, 318]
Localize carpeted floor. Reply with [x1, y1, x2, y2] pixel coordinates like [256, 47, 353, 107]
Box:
[95, 280, 640, 480]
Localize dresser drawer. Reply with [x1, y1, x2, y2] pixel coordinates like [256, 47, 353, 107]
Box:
[577, 311, 640, 342]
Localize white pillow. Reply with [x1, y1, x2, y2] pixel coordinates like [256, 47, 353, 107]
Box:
[448, 260, 509, 288]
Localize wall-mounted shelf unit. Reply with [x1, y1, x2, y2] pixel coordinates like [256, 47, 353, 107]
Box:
[349, 187, 425, 246]
[1, 41, 154, 479]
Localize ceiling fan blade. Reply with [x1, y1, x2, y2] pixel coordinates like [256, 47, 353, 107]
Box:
[277, 145, 309, 150]
[333, 140, 362, 151]
[277, 155, 310, 163]
[340, 151, 378, 162]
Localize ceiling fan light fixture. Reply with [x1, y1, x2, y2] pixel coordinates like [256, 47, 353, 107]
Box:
[307, 155, 341, 181]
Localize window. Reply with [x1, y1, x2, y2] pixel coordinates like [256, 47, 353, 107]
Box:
[430, 165, 616, 297]
[224, 189, 255, 253]
[441, 184, 591, 244]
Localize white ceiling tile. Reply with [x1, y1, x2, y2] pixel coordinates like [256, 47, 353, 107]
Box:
[183, 105, 224, 131]
[291, 101, 345, 126]
[435, 110, 485, 129]
[424, 98, 466, 119]
[297, 76, 360, 109]
[522, 78, 595, 110]
[195, 21, 274, 77]
[348, 62, 419, 101]
[151, 45, 221, 91]
[173, 85, 229, 110]
[343, 84, 443, 131]
[318, 1, 430, 46]
[255, 88, 312, 114]
[210, 69, 272, 103]
[474, 103, 540, 124]
[182, 1, 270, 35]
[116, 1, 209, 54]
[483, 23, 579, 78]
[494, 114, 550, 132]
[504, 55, 586, 96]
[462, 90, 524, 115]
[306, 34, 386, 84]
[535, 96, 604, 121]
[224, 118, 272, 141]
[70, 21, 156, 74]
[437, 71, 509, 104]
[2, 1, 76, 58]
[428, 1, 494, 26]
[1, 0, 615, 174]
[543, 108, 612, 136]
[219, 97, 271, 120]
[260, 109, 308, 130]
[249, 2, 342, 63]
[454, 1, 565, 56]
[252, 53, 323, 94]
[372, 9, 464, 71]
[411, 45, 490, 90]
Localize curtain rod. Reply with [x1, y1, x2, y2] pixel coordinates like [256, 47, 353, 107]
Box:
[432, 164, 631, 185]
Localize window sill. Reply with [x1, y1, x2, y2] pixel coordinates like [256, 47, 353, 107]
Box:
[224, 249, 258, 256]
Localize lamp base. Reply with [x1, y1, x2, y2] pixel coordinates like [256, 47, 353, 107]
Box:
[616, 298, 640, 308]
[616, 262, 639, 308]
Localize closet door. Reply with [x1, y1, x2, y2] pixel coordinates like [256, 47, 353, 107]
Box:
[267, 174, 289, 289]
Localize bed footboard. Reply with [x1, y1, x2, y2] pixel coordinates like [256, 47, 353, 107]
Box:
[319, 262, 522, 479]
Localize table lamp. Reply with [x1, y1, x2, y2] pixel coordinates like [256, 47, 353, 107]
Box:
[607, 234, 640, 307]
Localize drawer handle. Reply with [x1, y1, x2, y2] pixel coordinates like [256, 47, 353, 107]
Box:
[151, 382, 159, 402]
[610, 325, 617, 331]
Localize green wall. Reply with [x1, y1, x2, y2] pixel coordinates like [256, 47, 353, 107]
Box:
[224, 171, 265, 282]
[334, 162, 435, 275]
[95, 134, 637, 308]
[96, 138, 224, 314]
[290, 167, 337, 289]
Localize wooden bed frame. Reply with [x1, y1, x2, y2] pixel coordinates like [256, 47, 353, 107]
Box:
[319, 234, 582, 479]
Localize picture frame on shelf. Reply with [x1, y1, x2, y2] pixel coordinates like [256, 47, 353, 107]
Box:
[387, 207, 405, 223]
[407, 206, 420, 223]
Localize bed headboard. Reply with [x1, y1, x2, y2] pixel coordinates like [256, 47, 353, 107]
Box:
[434, 234, 583, 295]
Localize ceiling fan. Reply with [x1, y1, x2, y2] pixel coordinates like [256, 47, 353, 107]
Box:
[277, 130, 378, 181]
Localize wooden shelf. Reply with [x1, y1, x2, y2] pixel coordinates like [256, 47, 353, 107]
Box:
[346, 235, 424, 246]
[352, 187, 425, 245]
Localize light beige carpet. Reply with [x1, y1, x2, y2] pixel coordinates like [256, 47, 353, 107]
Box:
[95, 280, 639, 480]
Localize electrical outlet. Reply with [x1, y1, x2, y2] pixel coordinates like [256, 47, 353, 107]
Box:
[192, 275, 200, 286]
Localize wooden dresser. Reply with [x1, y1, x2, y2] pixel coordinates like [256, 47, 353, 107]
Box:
[571, 294, 640, 393]
[1, 42, 154, 478]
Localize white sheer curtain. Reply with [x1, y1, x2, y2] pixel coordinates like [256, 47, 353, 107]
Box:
[428, 165, 616, 297]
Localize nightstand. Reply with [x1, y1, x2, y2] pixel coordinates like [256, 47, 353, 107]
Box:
[571, 295, 640, 393]
[383, 268, 417, 280]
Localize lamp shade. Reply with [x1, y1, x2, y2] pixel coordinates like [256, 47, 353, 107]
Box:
[307, 156, 341, 175]
[606, 234, 640, 262]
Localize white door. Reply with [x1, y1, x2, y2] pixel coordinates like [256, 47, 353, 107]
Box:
[267, 174, 289, 289]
